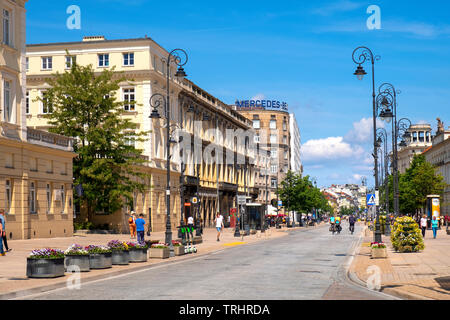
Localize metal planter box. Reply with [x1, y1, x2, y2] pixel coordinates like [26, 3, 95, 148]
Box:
[27, 258, 65, 278]
[111, 250, 130, 265]
[89, 252, 112, 269]
[174, 246, 185, 256]
[371, 248, 387, 259]
[64, 255, 90, 272]
[149, 248, 170, 259]
[129, 248, 148, 263]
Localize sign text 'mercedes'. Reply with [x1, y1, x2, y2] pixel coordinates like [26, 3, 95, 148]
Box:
[235, 99, 288, 111]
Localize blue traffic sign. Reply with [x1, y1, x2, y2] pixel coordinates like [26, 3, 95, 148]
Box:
[367, 194, 376, 206]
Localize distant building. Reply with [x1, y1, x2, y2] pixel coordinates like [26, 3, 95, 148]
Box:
[423, 119, 450, 217]
[397, 123, 432, 174]
[289, 113, 302, 175]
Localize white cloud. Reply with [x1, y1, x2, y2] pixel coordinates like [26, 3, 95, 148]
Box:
[302, 136, 364, 163]
[311, 0, 364, 16]
[251, 93, 266, 101]
[344, 117, 386, 144]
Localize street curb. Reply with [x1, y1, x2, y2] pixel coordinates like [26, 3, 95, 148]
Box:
[381, 287, 433, 301]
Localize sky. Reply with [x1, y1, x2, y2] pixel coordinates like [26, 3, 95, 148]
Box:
[26, 0, 450, 188]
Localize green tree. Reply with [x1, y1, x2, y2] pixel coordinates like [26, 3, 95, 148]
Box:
[38, 62, 150, 221]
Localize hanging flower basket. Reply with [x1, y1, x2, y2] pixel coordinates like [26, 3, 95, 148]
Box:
[27, 249, 65, 278]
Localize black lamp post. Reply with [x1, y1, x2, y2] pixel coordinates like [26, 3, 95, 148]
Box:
[352, 46, 382, 243]
[376, 127, 391, 235]
[149, 49, 188, 256]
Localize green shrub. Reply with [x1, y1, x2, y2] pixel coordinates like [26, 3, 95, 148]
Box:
[391, 216, 424, 253]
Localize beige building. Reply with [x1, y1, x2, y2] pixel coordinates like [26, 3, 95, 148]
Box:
[397, 123, 432, 174]
[0, 0, 75, 240]
[233, 104, 292, 210]
[423, 120, 450, 217]
[26, 36, 253, 231]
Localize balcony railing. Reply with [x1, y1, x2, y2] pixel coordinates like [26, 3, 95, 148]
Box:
[27, 128, 73, 150]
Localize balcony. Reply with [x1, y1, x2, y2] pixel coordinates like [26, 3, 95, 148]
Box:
[219, 182, 237, 191]
[27, 128, 73, 151]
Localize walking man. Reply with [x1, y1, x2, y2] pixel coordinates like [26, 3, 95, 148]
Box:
[215, 212, 224, 242]
[349, 214, 356, 235]
[135, 214, 146, 244]
[0, 210, 9, 254]
[420, 215, 427, 238]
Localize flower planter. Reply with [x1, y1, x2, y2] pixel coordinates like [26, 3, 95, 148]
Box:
[64, 255, 90, 272]
[27, 258, 65, 278]
[173, 246, 185, 256]
[111, 250, 130, 265]
[371, 248, 387, 259]
[89, 252, 112, 269]
[149, 248, 170, 259]
[129, 248, 148, 263]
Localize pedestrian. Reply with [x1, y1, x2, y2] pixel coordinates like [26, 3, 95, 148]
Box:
[420, 215, 428, 238]
[215, 212, 224, 242]
[0, 210, 5, 256]
[349, 214, 356, 234]
[0, 210, 10, 253]
[128, 212, 136, 239]
[432, 216, 439, 239]
[135, 214, 146, 244]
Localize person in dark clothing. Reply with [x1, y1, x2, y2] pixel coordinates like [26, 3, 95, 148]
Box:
[0, 210, 10, 252]
[349, 214, 356, 235]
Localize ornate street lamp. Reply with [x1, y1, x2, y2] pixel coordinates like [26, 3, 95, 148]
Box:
[376, 127, 391, 235]
[149, 49, 188, 256]
[352, 46, 382, 243]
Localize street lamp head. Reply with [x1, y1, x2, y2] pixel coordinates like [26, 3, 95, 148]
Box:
[150, 108, 161, 119]
[175, 66, 187, 78]
[379, 108, 393, 123]
[376, 137, 382, 148]
[402, 131, 411, 140]
[399, 140, 407, 147]
[354, 65, 367, 81]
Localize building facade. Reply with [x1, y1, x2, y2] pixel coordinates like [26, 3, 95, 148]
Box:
[397, 123, 432, 174]
[0, 0, 75, 240]
[423, 120, 450, 217]
[289, 113, 302, 175]
[26, 36, 252, 232]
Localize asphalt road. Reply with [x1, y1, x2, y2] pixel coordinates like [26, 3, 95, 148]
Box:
[19, 224, 395, 300]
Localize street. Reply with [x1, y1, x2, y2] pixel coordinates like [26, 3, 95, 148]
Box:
[18, 224, 393, 300]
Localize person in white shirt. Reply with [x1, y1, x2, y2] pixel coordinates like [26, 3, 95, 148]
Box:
[215, 213, 224, 242]
[420, 215, 428, 238]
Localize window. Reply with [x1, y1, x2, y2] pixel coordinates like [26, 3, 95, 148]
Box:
[283, 121, 287, 131]
[26, 57, 29, 71]
[123, 53, 134, 66]
[5, 180, 11, 214]
[419, 132, 425, 142]
[284, 150, 288, 160]
[61, 185, 66, 214]
[254, 134, 260, 143]
[42, 92, 53, 114]
[270, 134, 277, 144]
[253, 120, 260, 129]
[271, 165, 278, 174]
[270, 120, 277, 129]
[3, 80, 11, 122]
[270, 148, 278, 158]
[98, 54, 109, 67]
[283, 135, 287, 144]
[46, 184, 52, 214]
[271, 178, 277, 188]
[125, 135, 135, 148]
[123, 88, 135, 111]
[42, 57, 52, 70]
[29, 182, 36, 214]
[3, 9, 10, 46]
[65, 55, 76, 69]
[413, 132, 418, 142]
[26, 91, 30, 114]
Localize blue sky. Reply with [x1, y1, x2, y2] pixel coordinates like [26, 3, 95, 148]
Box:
[26, 0, 450, 188]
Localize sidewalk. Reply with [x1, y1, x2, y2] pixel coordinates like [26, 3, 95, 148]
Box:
[349, 226, 450, 300]
[0, 223, 320, 299]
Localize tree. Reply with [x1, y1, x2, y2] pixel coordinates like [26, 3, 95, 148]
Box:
[38, 62, 150, 221]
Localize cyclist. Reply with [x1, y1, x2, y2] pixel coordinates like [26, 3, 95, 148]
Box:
[329, 216, 336, 234]
[335, 215, 342, 234]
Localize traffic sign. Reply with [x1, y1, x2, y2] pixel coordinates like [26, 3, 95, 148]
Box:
[278, 200, 283, 207]
[192, 197, 198, 204]
[367, 194, 376, 206]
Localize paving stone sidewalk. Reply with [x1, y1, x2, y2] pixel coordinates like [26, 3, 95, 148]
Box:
[349, 226, 450, 300]
[0, 224, 318, 299]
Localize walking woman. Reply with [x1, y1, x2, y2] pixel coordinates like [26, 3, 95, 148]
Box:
[432, 216, 439, 239]
[420, 215, 428, 238]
